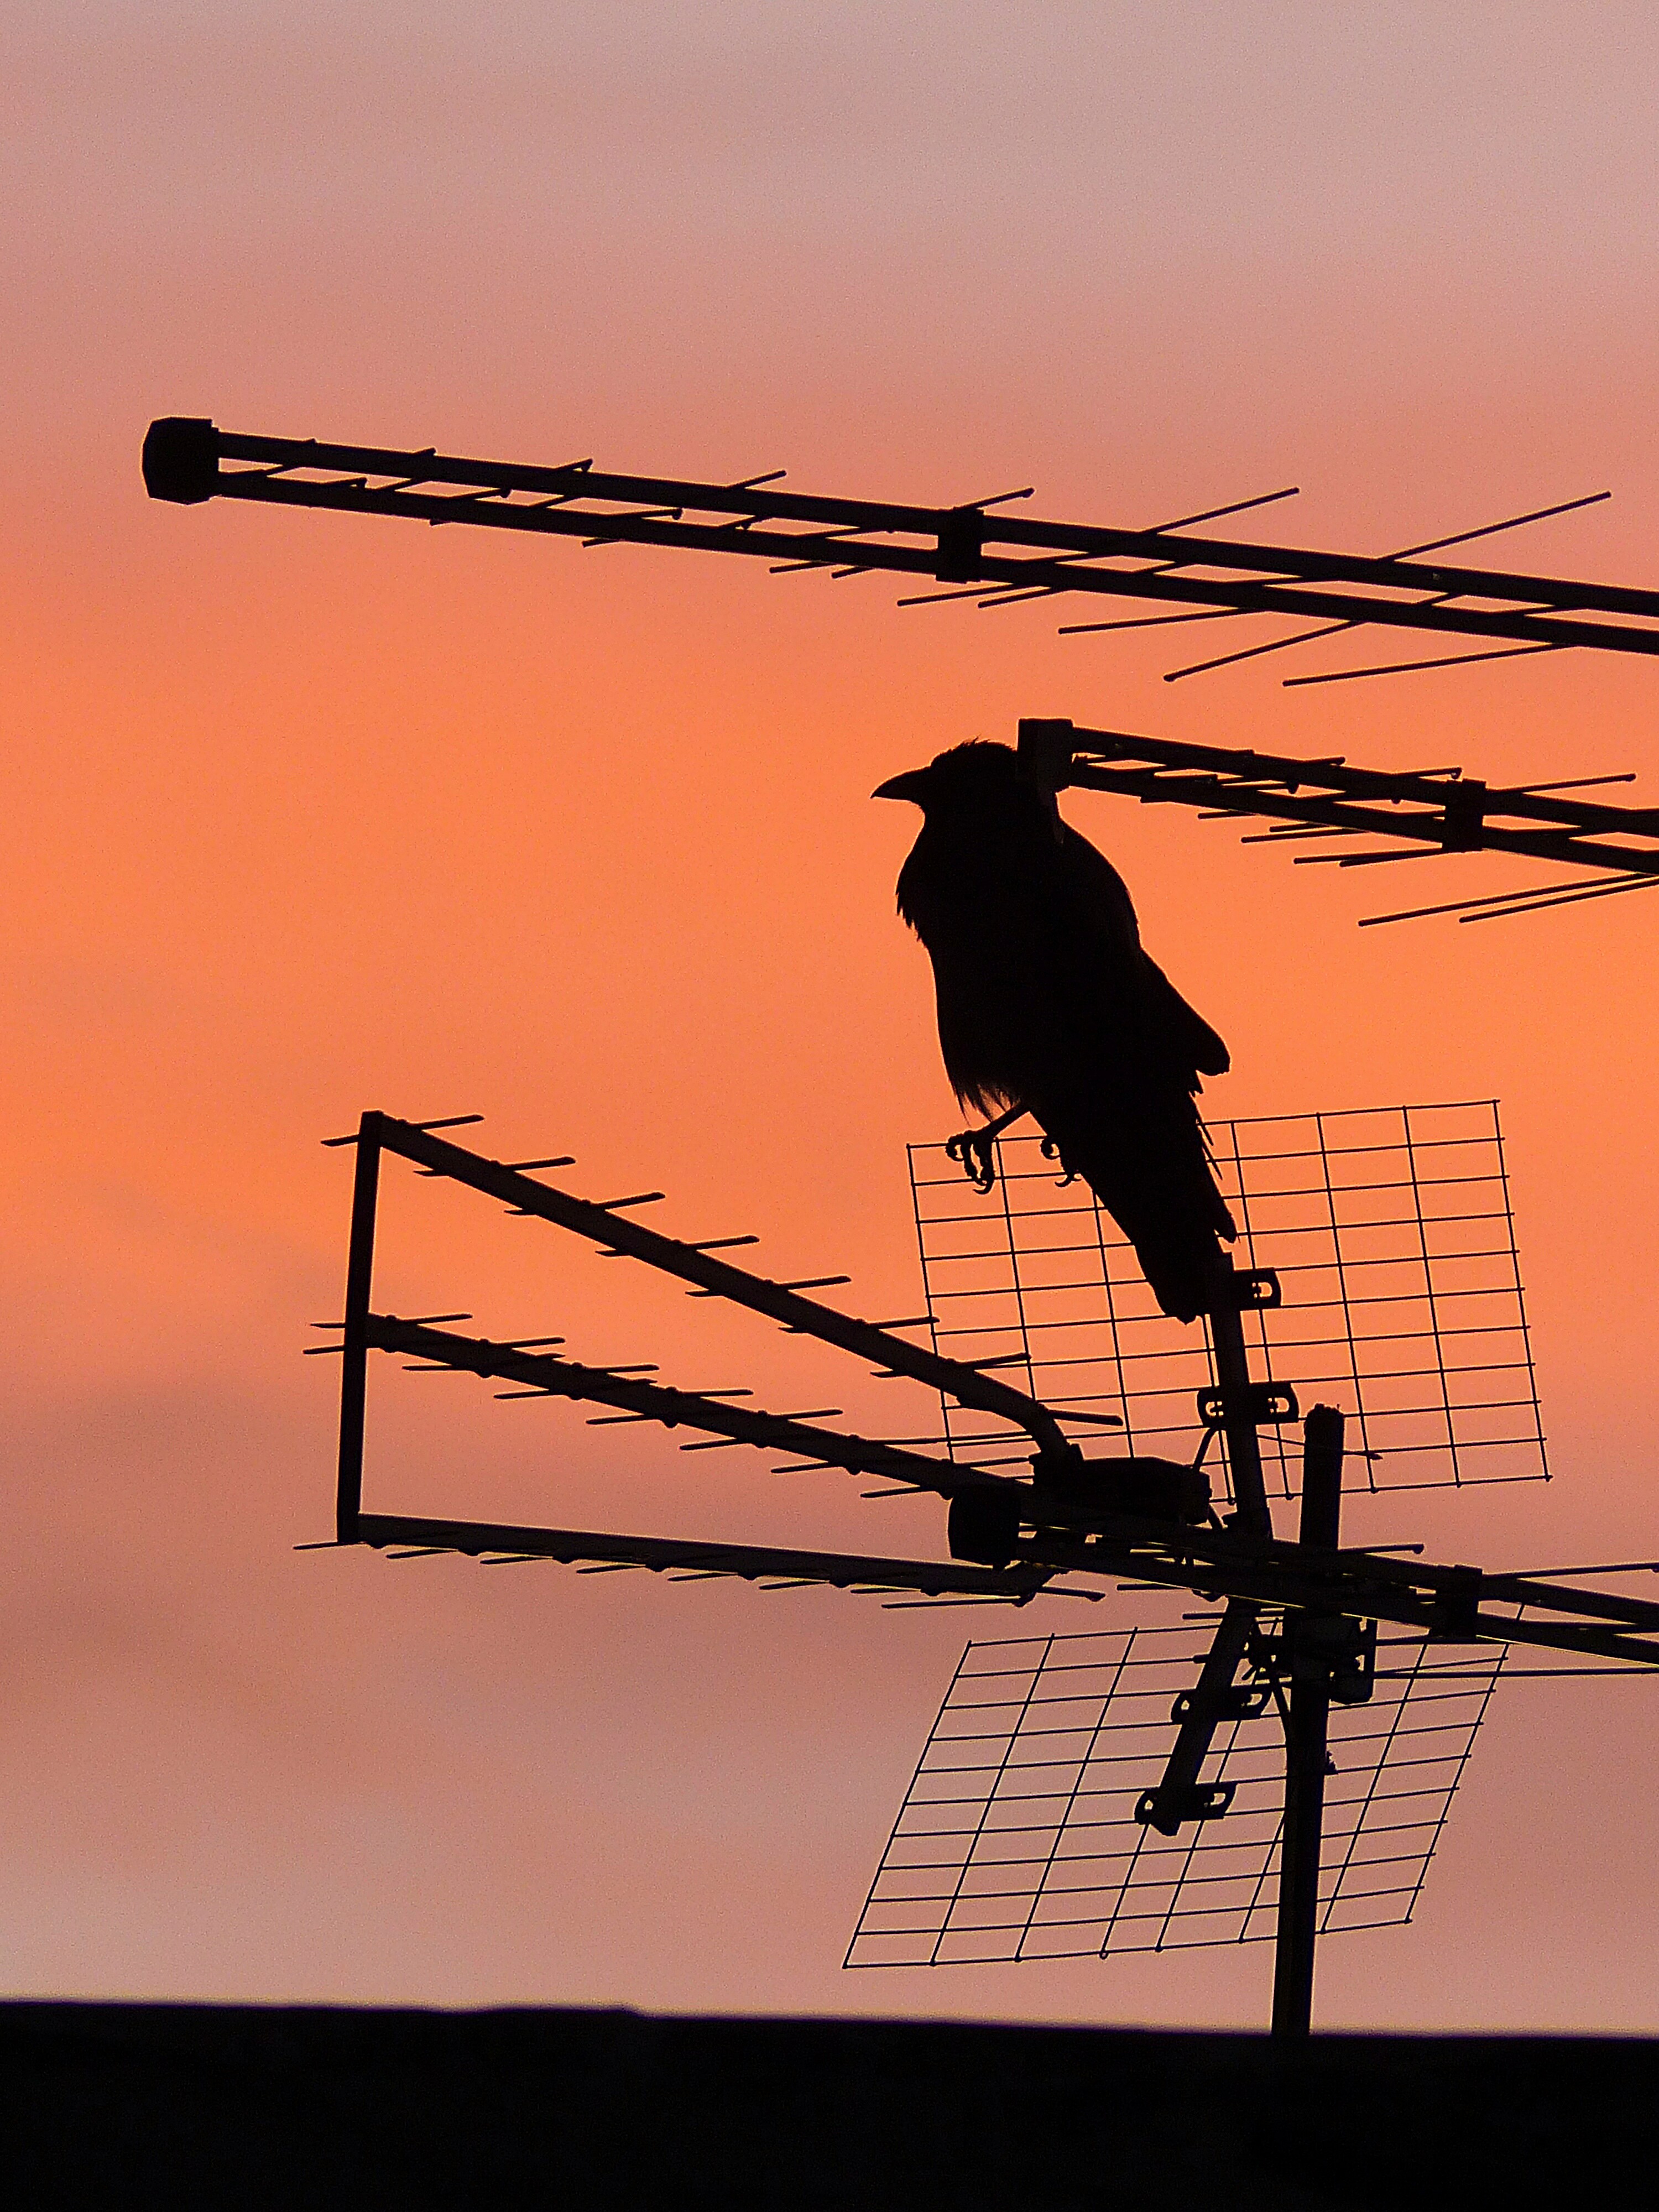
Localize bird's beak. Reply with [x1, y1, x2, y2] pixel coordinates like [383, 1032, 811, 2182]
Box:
[873, 767, 931, 804]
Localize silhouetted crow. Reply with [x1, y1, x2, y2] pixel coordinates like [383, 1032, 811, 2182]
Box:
[875, 740, 1234, 1323]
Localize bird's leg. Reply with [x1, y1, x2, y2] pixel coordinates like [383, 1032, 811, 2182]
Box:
[946, 1104, 1027, 1194]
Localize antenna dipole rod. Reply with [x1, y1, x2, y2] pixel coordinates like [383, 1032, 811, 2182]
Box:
[336, 1112, 384, 1542]
[1272, 1404, 1345, 2043]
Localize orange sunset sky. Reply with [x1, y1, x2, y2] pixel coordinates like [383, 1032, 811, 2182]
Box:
[7, 4, 1659, 2031]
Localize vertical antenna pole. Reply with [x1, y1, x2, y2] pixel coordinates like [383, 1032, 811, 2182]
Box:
[336, 1112, 384, 1543]
[1272, 1403, 1345, 2042]
[1132, 1263, 1279, 1836]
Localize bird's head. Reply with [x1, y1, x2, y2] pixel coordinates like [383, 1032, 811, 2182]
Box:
[872, 740, 1029, 816]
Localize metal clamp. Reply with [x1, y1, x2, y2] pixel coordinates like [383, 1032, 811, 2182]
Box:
[1135, 1780, 1235, 1833]
[1295, 1615, 1379, 1704]
[1197, 1382, 1300, 1428]
[935, 507, 985, 582]
[947, 1488, 1024, 1569]
[1171, 1683, 1269, 1724]
[1431, 1566, 1484, 1640]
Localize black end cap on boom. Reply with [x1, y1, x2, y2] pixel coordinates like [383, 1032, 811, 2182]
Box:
[143, 416, 220, 504]
[935, 506, 984, 583]
[948, 1488, 1022, 1569]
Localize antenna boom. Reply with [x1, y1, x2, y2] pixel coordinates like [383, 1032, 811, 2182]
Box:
[144, 418, 1659, 660]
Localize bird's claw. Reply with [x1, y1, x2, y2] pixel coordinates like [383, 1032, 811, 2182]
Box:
[947, 1125, 1001, 1194]
[1039, 1134, 1077, 1188]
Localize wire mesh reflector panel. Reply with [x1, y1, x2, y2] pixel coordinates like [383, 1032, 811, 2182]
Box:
[909, 1099, 1546, 1497]
[846, 1623, 1502, 1968]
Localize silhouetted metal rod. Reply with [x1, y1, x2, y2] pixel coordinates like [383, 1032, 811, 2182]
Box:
[1137, 1599, 1258, 1834]
[1274, 1637, 1331, 2043]
[143, 419, 1659, 657]
[1271, 1404, 1347, 2044]
[354, 1511, 1053, 1599]
[342, 1490, 1659, 1666]
[1204, 1279, 1272, 1535]
[1067, 725, 1659, 834]
[1016, 1527, 1659, 1666]
[1074, 769, 1659, 877]
[365, 1112, 1074, 1454]
[1062, 724, 1659, 833]
[1040, 722, 1659, 878]
[335, 1116, 382, 1537]
[369, 1314, 1004, 1499]
[1476, 1570, 1659, 1624]
[343, 1340, 1659, 1659]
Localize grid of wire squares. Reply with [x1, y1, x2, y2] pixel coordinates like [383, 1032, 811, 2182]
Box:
[908, 1099, 1546, 1500]
[846, 1621, 1504, 1968]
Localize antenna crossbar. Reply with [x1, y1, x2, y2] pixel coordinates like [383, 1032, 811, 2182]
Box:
[344, 1509, 1659, 1666]
[144, 418, 1659, 660]
[326, 1107, 1657, 1668]
[354, 1511, 1053, 1599]
[369, 1313, 998, 1498]
[1017, 720, 1659, 897]
[1015, 1521, 1659, 1668]
[353, 1112, 1073, 1456]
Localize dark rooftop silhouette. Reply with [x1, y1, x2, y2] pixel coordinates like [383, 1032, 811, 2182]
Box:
[12, 2001, 1659, 2207]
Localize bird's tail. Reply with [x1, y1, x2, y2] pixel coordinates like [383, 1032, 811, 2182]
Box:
[1036, 1091, 1235, 1324]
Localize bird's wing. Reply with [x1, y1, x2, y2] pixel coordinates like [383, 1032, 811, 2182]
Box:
[1055, 826, 1142, 959]
[1056, 825, 1230, 1082]
[1139, 956, 1231, 1078]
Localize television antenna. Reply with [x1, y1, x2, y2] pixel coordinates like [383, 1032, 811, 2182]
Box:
[144, 416, 1659, 682]
[144, 415, 1659, 916]
[308, 1106, 1659, 2041]
[150, 406, 1659, 2031]
[1015, 718, 1659, 927]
